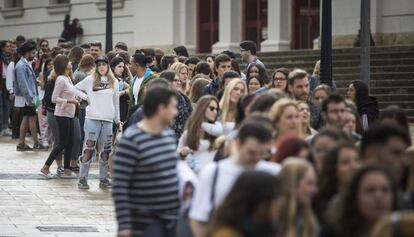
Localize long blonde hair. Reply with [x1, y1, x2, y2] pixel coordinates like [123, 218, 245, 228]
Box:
[279, 158, 318, 237]
[219, 79, 247, 124]
[92, 63, 116, 89]
[170, 62, 189, 94]
[268, 98, 301, 138]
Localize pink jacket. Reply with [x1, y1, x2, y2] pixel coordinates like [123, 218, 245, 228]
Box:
[52, 75, 87, 118]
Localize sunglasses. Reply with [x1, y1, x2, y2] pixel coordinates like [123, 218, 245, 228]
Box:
[208, 106, 218, 112]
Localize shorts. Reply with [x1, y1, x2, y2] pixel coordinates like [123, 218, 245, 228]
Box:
[22, 105, 36, 116]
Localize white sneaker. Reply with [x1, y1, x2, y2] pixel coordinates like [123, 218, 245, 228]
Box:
[1, 129, 12, 136]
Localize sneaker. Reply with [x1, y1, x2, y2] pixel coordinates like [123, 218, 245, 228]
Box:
[56, 166, 64, 176]
[1, 129, 12, 136]
[70, 166, 80, 173]
[16, 143, 33, 151]
[33, 142, 47, 151]
[78, 177, 90, 189]
[99, 178, 112, 189]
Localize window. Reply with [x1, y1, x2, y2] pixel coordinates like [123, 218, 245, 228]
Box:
[47, 0, 70, 14]
[2, 0, 23, 18]
[4, 0, 23, 9]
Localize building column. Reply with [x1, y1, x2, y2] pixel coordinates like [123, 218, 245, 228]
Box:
[261, 0, 291, 52]
[173, 0, 196, 54]
[212, 0, 242, 54]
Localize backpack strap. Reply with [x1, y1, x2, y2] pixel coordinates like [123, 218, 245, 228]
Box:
[209, 162, 219, 219]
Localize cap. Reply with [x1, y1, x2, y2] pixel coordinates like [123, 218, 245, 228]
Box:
[95, 55, 108, 64]
[17, 41, 36, 55]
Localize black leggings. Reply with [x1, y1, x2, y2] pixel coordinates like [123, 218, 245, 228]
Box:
[45, 116, 74, 169]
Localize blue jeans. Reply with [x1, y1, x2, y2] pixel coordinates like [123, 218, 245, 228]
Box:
[79, 119, 113, 180]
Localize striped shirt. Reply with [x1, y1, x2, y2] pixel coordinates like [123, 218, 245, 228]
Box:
[113, 124, 180, 232]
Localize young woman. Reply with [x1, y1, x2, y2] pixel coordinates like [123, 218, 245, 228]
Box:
[205, 54, 215, 73]
[343, 105, 363, 139]
[68, 46, 84, 72]
[268, 98, 301, 147]
[314, 143, 361, 221]
[278, 158, 319, 237]
[177, 95, 223, 173]
[346, 80, 379, 130]
[207, 171, 281, 237]
[379, 105, 410, 137]
[322, 166, 398, 237]
[298, 101, 317, 138]
[271, 67, 290, 92]
[310, 128, 352, 172]
[159, 70, 192, 141]
[246, 76, 264, 94]
[272, 136, 310, 163]
[219, 79, 247, 135]
[40, 55, 86, 178]
[312, 84, 331, 108]
[170, 62, 189, 94]
[37, 57, 53, 148]
[110, 57, 130, 123]
[189, 77, 210, 105]
[246, 62, 269, 85]
[75, 56, 120, 189]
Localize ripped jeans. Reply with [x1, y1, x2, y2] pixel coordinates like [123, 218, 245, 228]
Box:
[79, 119, 113, 180]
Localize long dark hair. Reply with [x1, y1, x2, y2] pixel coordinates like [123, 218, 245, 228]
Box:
[327, 165, 399, 237]
[247, 62, 269, 84]
[314, 143, 359, 219]
[208, 171, 280, 237]
[185, 95, 219, 151]
[379, 105, 410, 135]
[351, 80, 369, 106]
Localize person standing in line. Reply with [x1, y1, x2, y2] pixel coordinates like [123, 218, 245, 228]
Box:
[190, 114, 281, 237]
[113, 84, 180, 237]
[75, 56, 120, 189]
[40, 54, 86, 178]
[14, 41, 46, 151]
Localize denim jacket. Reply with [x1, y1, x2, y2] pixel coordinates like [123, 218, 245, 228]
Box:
[14, 58, 37, 105]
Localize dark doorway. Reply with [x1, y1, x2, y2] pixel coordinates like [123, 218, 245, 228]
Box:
[292, 0, 320, 49]
[242, 0, 268, 51]
[197, 0, 219, 53]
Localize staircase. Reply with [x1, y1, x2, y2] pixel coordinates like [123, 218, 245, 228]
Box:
[256, 45, 414, 122]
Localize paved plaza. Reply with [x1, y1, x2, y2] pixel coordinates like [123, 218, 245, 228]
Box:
[0, 137, 116, 237]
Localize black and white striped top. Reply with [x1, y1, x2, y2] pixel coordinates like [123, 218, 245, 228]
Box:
[113, 125, 180, 231]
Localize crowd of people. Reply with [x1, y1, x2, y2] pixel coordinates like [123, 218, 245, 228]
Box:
[1, 36, 414, 237]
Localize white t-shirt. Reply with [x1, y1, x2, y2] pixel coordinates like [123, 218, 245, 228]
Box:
[189, 158, 281, 222]
[132, 76, 144, 104]
[75, 75, 120, 123]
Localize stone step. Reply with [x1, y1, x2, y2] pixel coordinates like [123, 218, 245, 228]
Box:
[334, 72, 414, 80]
[378, 101, 414, 110]
[336, 87, 414, 95]
[364, 94, 412, 101]
[256, 45, 414, 57]
[264, 58, 414, 69]
[265, 65, 414, 75]
[335, 79, 414, 88]
[260, 51, 414, 63]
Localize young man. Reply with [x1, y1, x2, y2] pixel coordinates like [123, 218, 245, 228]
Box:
[113, 84, 180, 237]
[185, 56, 201, 78]
[14, 41, 46, 151]
[160, 54, 177, 71]
[361, 123, 411, 188]
[204, 54, 232, 96]
[114, 42, 128, 52]
[0, 40, 13, 136]
[320, 93, 347, 130]
[89, 41, 102, 58]
[128, 52, 157, 110]
[288, 68, 320, 128]
[240, 40, 265, 73]
[189, 114, 281, 237]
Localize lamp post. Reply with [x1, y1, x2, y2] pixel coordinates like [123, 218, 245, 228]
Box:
[320, 0, 332, 88]
[360, 0, 371, 87]
[105, 0, 113, 53]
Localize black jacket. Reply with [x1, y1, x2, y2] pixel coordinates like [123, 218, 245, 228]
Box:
[358, 96, 379, 129]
